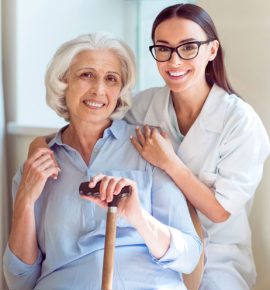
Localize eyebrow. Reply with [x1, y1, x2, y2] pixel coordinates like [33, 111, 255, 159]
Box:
[76, 67, 121, 76]
[155, 38, 196, 45]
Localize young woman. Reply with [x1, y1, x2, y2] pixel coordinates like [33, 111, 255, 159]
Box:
[126, 4, 270, 290]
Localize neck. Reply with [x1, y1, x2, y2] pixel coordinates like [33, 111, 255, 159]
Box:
[171, 82, 211, 135]
[62, 119, 112, 163]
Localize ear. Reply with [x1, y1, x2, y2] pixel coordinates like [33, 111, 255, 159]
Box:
[208, 40, 219, 61]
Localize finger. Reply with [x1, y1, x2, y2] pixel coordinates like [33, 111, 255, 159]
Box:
[89, 173, 104, 188]
[130, 136, 143, 152]
[42, 166, 61, 181]
[135, 127, 146, 145]
[160, 130, 169, 139]
[99, 176, 110, 201]
[143, 125, 152, 138]
[81, 195, 107, 208]
[151, 127, 162, 138]
[24, 152, 53, 173]
[35, 155, 57, 172]
[106, 178, 118, 202]
[28, 148, 54, 163]
[114, 178, 129, 195]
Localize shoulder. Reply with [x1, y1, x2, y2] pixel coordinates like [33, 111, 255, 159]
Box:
[215, 88, 270, 160]
[205, 85, 265, 132]
[124, 86, 170, 125]
[223, 92, 265, 133]
[132, 86, 168, 107]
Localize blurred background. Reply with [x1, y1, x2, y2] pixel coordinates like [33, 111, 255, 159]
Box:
[1, 0, 269, 289]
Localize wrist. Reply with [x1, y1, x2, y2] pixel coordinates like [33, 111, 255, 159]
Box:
[126, 207, 145, 229]
[165, 155, 191, 179]
[14, 190, 36, 210]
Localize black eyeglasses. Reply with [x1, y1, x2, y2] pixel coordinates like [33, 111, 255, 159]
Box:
[149, 40, 213, 62]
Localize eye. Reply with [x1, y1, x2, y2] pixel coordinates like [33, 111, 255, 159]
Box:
[106, 74, 119, 83]
[80, 72, 94, 79]
[181, 43, 197, 51]
[156, 46, 171, 53]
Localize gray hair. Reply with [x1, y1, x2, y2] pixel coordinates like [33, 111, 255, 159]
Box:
[45, 32, 136, 121]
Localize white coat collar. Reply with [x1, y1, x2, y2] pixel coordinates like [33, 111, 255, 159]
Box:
[197, 84, 229, 133]
[161, 83, 230, 134]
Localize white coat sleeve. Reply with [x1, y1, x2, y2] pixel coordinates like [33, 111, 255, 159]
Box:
[150, 168, 202, 274]
[215, 105, 270, 214]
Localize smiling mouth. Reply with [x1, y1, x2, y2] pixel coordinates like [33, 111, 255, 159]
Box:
[83, 100, 105, 109]
[167, 70, 189, 78]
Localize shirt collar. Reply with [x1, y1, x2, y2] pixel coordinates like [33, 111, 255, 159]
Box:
[48, 120, 124, 148]
[198, 84, 229, 133]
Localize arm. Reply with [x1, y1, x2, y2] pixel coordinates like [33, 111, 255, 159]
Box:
[28, 134, 55, 157]
[81, 174, 170, 258]
[131, 126, 230, 222]
[4, 148, 60, 289]
[82, 173, 202, 273]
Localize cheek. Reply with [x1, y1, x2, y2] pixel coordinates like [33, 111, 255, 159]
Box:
[109, 87, 121, 102]
[157, 63, 166, 75]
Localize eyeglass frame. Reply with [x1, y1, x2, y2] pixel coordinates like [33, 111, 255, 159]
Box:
[149, 39, 214, 62]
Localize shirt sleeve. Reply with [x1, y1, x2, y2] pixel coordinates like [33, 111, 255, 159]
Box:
[3, 244, 43, 290]
[214, 105, 270, 214]
[150, 168, 202, 274]
[3, 166, 43, 290]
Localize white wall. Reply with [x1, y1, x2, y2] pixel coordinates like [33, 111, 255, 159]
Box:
[3, 0, 185, 129]
[197, 1, 270, 289]
[0, 1, 9, 287]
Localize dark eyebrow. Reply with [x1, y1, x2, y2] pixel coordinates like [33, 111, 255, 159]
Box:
[155, 38, 196, 45]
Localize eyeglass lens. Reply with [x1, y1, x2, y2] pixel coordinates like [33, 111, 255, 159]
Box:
[153, 42, 199, 61]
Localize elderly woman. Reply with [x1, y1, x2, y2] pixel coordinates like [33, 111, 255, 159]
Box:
[3, 33, 201, 290]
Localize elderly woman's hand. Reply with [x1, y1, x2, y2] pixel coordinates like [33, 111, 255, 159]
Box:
[16, 148, 61, 205]
[81, 174, 141, 225]
[28, 134, 60, 179]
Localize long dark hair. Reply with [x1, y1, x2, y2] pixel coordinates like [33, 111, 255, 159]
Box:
[151, 4, 236, 95]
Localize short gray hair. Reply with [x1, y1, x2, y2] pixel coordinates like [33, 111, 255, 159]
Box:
[45, 33, 136, 121]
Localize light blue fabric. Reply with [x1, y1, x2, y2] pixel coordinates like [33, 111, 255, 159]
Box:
[3, 120, 201, 290]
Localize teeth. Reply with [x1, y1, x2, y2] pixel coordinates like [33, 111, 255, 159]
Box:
[168, 71, 187, 77]
[84, 101, 104, 108]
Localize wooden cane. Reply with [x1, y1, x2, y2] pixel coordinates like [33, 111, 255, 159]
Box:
[79, 181, 131, 290]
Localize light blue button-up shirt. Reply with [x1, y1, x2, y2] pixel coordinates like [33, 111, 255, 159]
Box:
[4, 120, 201, 290]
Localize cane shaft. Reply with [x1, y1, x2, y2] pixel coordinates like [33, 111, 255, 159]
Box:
[101, 207, 117, 290]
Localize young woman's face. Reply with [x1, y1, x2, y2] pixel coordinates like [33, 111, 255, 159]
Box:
[154, 17, 218, 95]
[65, 50, 122, 126]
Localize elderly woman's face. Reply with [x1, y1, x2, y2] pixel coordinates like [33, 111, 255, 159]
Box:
[65, 50, 122, 125]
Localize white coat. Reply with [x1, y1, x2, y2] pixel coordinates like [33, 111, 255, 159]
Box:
[125, 84, 270, 290]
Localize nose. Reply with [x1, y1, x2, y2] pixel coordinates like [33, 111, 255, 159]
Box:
[90, 79, 106, 96]
[169, 50, 184, 65]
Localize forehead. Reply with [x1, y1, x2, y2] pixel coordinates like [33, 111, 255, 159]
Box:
[155, 17, 207, 43]
[70, 50, 122, 73]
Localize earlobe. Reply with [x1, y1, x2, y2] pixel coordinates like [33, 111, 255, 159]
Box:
[209, 40, 219, 61]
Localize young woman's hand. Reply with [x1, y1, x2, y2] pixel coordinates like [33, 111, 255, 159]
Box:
[81, 174, 141, 225]
[130, 125, 178, 171]
[16, 148, 61, 205]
